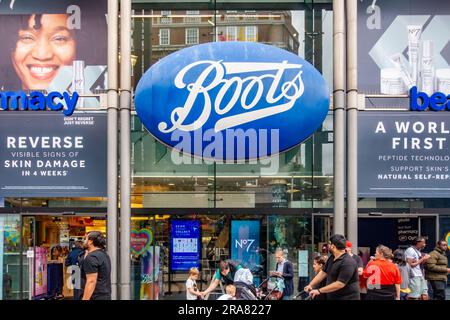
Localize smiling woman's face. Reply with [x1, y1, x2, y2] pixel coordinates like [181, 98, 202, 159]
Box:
[12, 14, 76, 90]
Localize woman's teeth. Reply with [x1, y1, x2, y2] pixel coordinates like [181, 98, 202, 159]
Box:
[30, 66, 55, 74]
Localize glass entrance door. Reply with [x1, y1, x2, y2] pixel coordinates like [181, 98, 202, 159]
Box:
[20, 214, 107, 300]
[0, 214, 22, 300]
[21, 216, 38, 300]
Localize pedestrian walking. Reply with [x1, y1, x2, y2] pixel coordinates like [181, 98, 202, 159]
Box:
[363, 245, 401, 300]
[65, 241, 85, 300]
[425, 239, 450, 300]
[405, 237, 431, 300]
[311, 255, 328, 300]
[80, 231, 112, 300]
[346, 241, 364, 275]
[345, 241, 367, 299]
[393, 249, 412, 300]
[270, 249, 294, 300]
[304, 234, 360, 300]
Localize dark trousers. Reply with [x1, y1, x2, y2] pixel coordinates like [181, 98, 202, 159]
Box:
[73, 289, 82, 300]
[429, 280, 446, 300]
[366, 285, 396, 300]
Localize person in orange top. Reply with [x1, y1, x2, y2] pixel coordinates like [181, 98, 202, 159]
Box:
[363, 245, 402, 300]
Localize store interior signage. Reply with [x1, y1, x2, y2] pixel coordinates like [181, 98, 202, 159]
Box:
[135, 41, 329, 161]
[410, 87, 450, 111]
[0, 91, 79, 116]
[170, 220, 200, 271]
[131, 228, 153, 257]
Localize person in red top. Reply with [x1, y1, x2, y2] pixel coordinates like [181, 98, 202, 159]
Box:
[363, 245, 402, 300]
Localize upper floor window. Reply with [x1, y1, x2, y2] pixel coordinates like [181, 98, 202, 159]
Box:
[185, 10, 201, 23]
[225, 10, 239, 22]
[186, 28, 199, 45]
[160, 10, 172, 24]
[244, 10, 257, 20]
[159, 28, 170, 45]
[245, 26, 257, 42]
[227, 26, 238, 41]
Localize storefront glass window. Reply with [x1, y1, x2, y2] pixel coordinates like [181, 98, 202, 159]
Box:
[129, 4, 331, 300]
[130, 212, 312, 300]
[130, 8, 333, 209]
[0, 215, 21, 300]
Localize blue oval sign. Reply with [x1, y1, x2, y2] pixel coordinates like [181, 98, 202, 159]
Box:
[135, 42, 329, 161]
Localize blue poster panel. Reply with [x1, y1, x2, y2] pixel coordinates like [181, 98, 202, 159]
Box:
[358, 112, 450, 197]
[170, 220, 201, 271]
[231, 220, 260, 269]
[0, 113, 107, 197]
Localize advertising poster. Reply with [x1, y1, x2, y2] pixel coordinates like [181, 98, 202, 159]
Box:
[131, 228, 154, 257]
[0, 113, 107, 197]
[0, 0, 107, 108]
[358, 112, 450, 197]
[170, 220, 200, 271]
[359, 217, 419, 255]
[297, 250, 308, 278]
[396, 218, 419, 249]
[358, 0, 450, 105]
[140, 246, 160, 300]
[231, 220, 260, 269]
[33, 247, 48, 297]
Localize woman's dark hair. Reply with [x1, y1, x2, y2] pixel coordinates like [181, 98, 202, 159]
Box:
[51, 245, 62, 259]
[393, 249, 406, 266]
[219, 260, 230, 273]
[87, 231, 106, 249]
[314, 255, 328, 267]
[329, 234, 347, 250]
[0, 1, 107, 91]
[415, 236, 426, 244]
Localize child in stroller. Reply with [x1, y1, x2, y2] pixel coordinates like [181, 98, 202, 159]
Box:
[257, 275, 285, 300]
[226, 275, 285, 300]
[213, 270, 285, 300]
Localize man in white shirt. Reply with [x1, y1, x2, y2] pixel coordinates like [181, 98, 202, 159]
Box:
[404, 237, 431, 300]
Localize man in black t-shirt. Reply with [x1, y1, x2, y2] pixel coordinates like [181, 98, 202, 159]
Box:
[80, 231, 112, 300]
[304, 234, 360, 300]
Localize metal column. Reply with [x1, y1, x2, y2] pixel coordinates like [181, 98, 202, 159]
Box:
[120, 0, 132, 300]
[107, 0, 119, 300]
[333, 0, 346, 235]
[346, 0, 358, 248]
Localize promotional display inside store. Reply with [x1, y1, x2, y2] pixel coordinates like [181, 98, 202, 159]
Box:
[0, 0, 449, 301]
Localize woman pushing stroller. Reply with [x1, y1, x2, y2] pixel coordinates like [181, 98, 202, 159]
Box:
[201, 259, 255, 299]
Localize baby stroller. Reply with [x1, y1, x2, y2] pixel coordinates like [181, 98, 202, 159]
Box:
[257, 275, 285, 300]
[234, 281, 259, 300]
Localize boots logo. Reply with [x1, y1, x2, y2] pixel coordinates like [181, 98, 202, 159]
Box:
[158, 60, 305, 133]
[135, 42, 329, 161]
